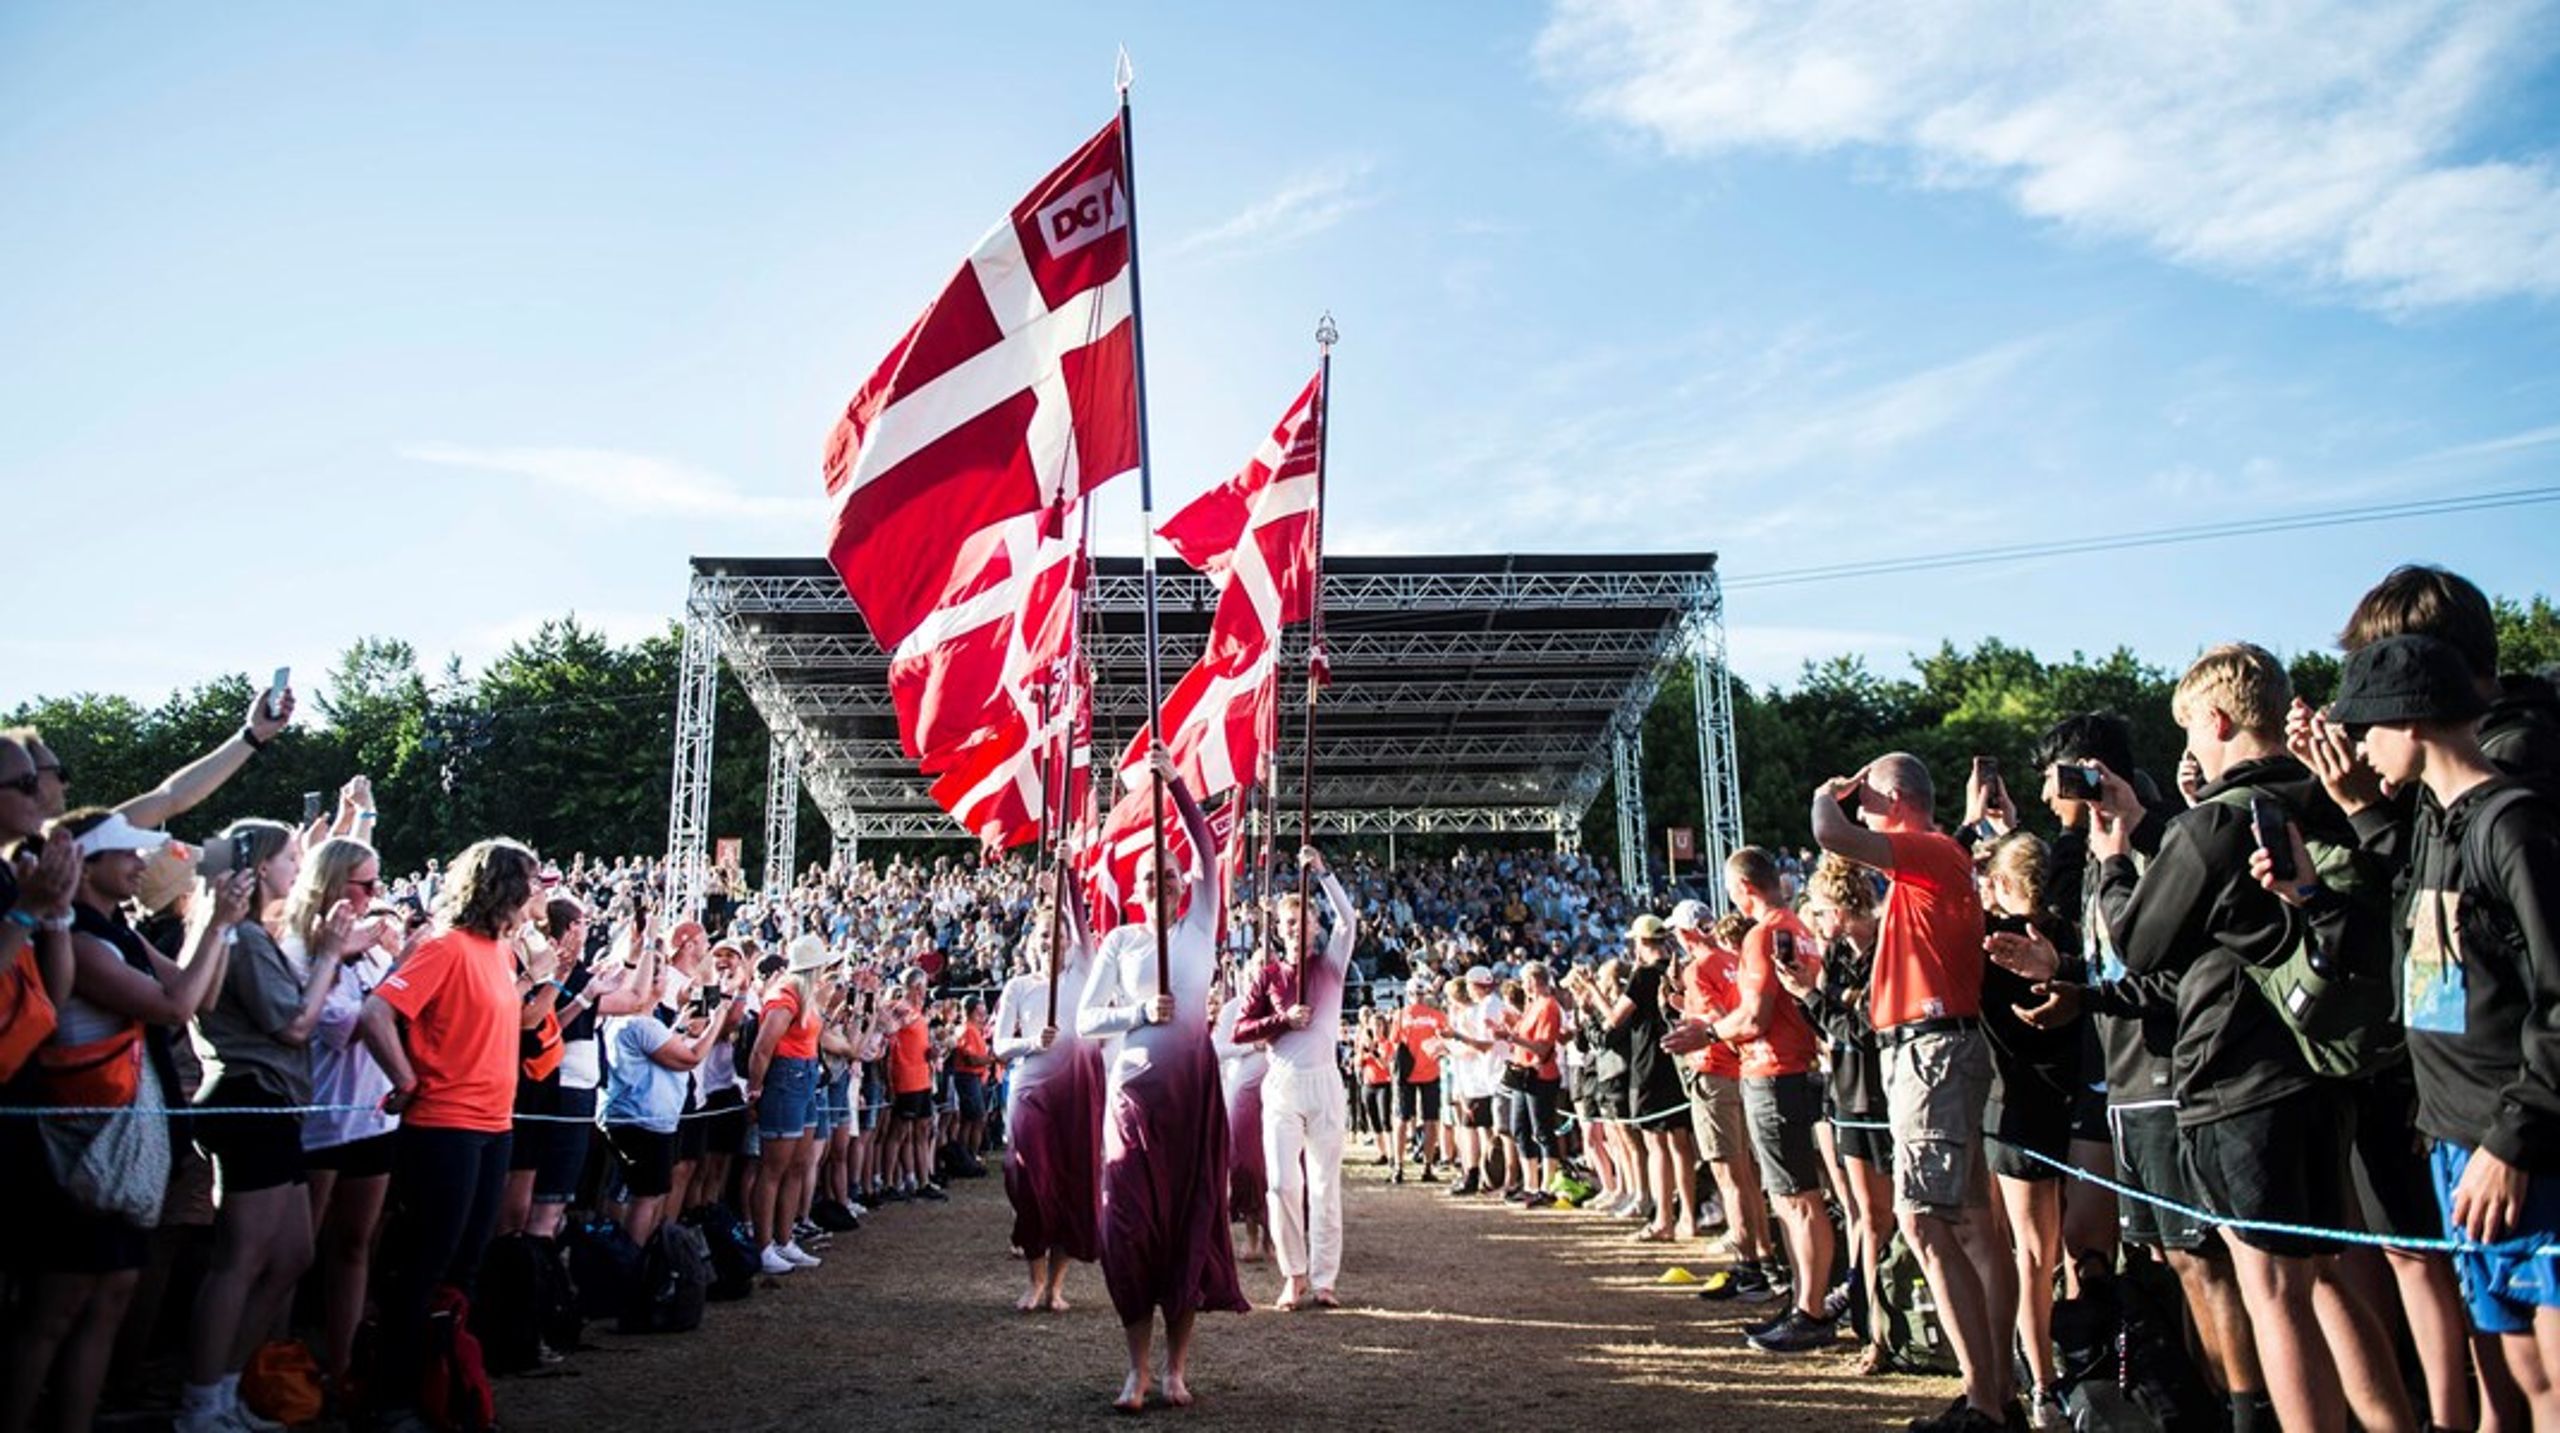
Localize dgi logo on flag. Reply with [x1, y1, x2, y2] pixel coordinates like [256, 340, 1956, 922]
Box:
[1037, 173, 1125, 259]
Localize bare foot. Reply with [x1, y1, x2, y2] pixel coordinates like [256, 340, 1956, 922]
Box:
[1312, 1287, 1341, 1308]
[1016, 1289, 1043, 1312]
[1273, 1279, 1307, 1311]
[1162, 1375, 1194, 1408]
[1046, 1291, 1072, 1312]
[1115, 1371, 1150, 1413]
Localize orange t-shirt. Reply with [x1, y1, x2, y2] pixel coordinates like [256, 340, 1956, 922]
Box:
[1735, 911, 1822, 1078]
[1509, 995, 1564, 1081]
[1358, 1048, 1392, 1085]
[1868, 830, 1986, 1030]
[375, 929, 519, 1133]
[763, 986, 820, 1061]
[1680, 947, 1743, 1080]
[952, 1022, 993, 1075]
[888, 1018, 932, 1095]
[1393, 1005, 1447, 1083]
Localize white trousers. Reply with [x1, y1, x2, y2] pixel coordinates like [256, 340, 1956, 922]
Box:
[1262, 1067, 1347, 1286]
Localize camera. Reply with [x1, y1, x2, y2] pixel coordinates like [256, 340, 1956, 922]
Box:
[2051, 764, 2105, 800]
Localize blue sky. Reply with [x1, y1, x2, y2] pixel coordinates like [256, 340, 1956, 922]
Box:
[6, 0, 2557, 704]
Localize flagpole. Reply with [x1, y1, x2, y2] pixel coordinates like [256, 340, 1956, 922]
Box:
[1116, 58, 1175, 1001]
[1046, 496, 1096, 1029]
[1296, 313, 1336, 978]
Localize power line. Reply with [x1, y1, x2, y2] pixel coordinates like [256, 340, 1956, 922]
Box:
[1724, 484, 2560, 592]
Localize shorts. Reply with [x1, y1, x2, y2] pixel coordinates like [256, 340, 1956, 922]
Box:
[1986, 1093, 2074, 1183]
[1397, 1080, 1441, 1124]
[1743, 1071, 1826, 1199]
[534, 1087, 595, 1203]
[1459, 1095, 1496, 1131]
[2349, 1069, 2441, 1240]
[509, 1081, 559, 1170]
[954, 1071, 990, 1123]
[1833, 1116, 1894, 1168]
[859, 1070, 887, 1134]
[758, 1055, 818, 1139]
[2430, 1140, 2560, 1336]
[816, 1067, 853, 1140]
[603, 1124, 676, 1199]
[193, 1077, 307, 1195]
[2181, 1090, 2351, 1259]
[1882, 1024, 1990, 1218]
[2108, 1103, 2213, 1252]
[1508, 1076, 1561, 1158]
[676, 1098, 710, 1160]
[306, 1130, 398, 1180]
[1686, 1071, 1747, 1163]
[698, 1088, 749, 1157]
[2070, 1082, 2110, 1145]
[891, 1089, 935, 1123]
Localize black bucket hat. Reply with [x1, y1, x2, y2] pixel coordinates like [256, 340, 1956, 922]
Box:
[2326, 634, 2490, 727]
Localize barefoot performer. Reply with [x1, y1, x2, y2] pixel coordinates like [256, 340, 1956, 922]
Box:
[993, 870, 1103, 1311]
[1233, 844, 1357, 1309]
[1076, 749, 1247, 1410]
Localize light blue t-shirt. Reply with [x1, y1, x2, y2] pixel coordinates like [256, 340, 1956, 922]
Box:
[603, 1015, 685, 1133]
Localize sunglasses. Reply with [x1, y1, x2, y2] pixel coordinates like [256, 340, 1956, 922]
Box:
[34, 762, 67, 783]
[0, 774, 39, 797]
[345, 877, 382, 896]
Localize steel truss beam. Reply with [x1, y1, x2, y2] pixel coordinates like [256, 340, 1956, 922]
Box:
[771, 676, 1641, 719]
[761, 734, 800, 899]
[1691, 572, 1745, 912]
[661, 580, 721, 920]
[736, 627, 1676, 671]
[689, 567, 1713, 619]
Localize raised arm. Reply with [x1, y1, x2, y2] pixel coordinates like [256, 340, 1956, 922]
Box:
[1164, 770, 1220, 947]
[1810, 774, 1895, 871]
[117, 688, 293, 831]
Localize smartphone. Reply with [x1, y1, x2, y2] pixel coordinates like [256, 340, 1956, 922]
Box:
[2249, 793, 2297, 882]
[302, 791, 324, 824]
[2052, 763, 2105, 800]
[1771, 928, 1798, 966]
[266, 667, 290, 722]
[230, 830, 256, 878]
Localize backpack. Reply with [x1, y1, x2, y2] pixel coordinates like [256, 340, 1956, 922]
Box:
[1875, 1230, 1961, 1376]
[420, 1285, 496, 1433]
[471, 1234, 582, 1375]
[566, 1218, 642, 1322]
[618, 1222, 710, 1335]
[0, 944, 57, 1084]
[684, 1201, 761, 1302]
[2203, 786, 2399, 1079]
[2051, 1250, 2218, 1429]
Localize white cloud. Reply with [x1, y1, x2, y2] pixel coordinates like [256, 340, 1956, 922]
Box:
[2409, 421, 2560, 464]
[401, 443, 823, 522]
[1536, 0, 2560, 308]
[1166, 160, 1376, 259]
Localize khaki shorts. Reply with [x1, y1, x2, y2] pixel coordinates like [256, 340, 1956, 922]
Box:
[1882, 1026, 1990, 1218]
[1686, 1070, 1748, 1164]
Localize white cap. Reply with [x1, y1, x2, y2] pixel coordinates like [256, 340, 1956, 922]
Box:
[1465, 964, 1495, 985]
[1668, 899, 1711, 932]
[78, 812, 170, 860]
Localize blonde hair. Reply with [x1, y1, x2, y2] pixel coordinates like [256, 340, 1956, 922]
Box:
[1982, 832, 2050, 918]
[1804, 854, 1878, 916]
[2172, 642, 2290, 736]
[1710, 911, 1755, 949]
[284, 837, 378, 954]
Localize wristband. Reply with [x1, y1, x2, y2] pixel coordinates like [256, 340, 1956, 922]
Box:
[239, 724, 269, 751]
[3, 910, 33, 931]
[37, 913, 72, 933]
[356, 812, 377, 824]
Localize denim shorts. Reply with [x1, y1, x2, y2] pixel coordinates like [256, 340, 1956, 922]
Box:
[757, 1055, 818, 1139]
[2431, 1140, 2560, 1336]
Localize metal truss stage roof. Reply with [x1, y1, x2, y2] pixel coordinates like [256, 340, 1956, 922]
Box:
[680, 552, 1725, 842]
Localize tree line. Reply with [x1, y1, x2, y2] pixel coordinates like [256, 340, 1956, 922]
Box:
[14, 596, 2557, 880]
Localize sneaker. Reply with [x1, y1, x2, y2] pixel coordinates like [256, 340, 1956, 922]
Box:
[760, 1245, 798, 1276]
[1391, 1169, 1407, 1185]
[1502, 1187, 1529, 1204]
[794, 1217, 823, 1240]
[2027, 1389, 2067, 1432]
[915, 1183, 949, 1203]
[1908, 1397, 2007, 1433]
[1448, 1173, 1480, 1197]
[1693, 1269, 1741, 1302]
[1742, 1306, 1793, 1339]
[846, 1201, 870, 1218]
[1822, 1280, 1854, 1323]
[1731, 1263, 1779, 1304]
[1417, 1166, 1439, 1184]
[1524, 1190, 1557, 1209]
[1748, 1310, 1838, 1354]
[779, 1241, 823, 1269]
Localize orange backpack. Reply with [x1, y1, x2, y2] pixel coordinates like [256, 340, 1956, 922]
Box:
[0, 944, 58, 1084]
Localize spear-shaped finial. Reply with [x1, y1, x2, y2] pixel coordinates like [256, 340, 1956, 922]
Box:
[1316, 311, 1339, 349]
[1116, 47, 1135, 96]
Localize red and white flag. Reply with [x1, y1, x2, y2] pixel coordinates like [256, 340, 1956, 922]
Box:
[927, 656, 1092, 852]
[886, 506, 1085, 769]
[824, 119, 1136, 653]
[1122, 370, 1325, 798]
[1084, 778, 1236, 927]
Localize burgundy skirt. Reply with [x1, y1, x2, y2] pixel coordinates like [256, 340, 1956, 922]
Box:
[1004, 1046, 1104, 1263]
[1099, 1033, 1250, 1324]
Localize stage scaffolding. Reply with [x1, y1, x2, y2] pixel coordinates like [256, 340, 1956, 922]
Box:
[661, 553, 1741, 918]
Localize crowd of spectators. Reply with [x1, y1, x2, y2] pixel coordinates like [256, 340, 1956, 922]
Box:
[1336, 562, 2560, 1433]
[0, 701, 1047, 1433]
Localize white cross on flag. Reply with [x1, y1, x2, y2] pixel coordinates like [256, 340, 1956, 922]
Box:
[928, 683, 1088, 852]
[886, 505, 1085, 771]
[823, 119, 1135, 654]
[1124, 371, 1325, 799]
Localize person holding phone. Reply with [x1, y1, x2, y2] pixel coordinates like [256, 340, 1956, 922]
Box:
[357, 838, 546, 1430]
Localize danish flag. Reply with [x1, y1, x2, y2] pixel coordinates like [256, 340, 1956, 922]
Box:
[1124, 371, 1325, 798]
[1085, 777, 1238, 927]
[929, 687, 1089, 852]
[886, 506, 1085, 770]
[823, 119, 1135, 654]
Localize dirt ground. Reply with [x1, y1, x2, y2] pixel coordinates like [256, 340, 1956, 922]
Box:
[501, 1159, 1961, 1431]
